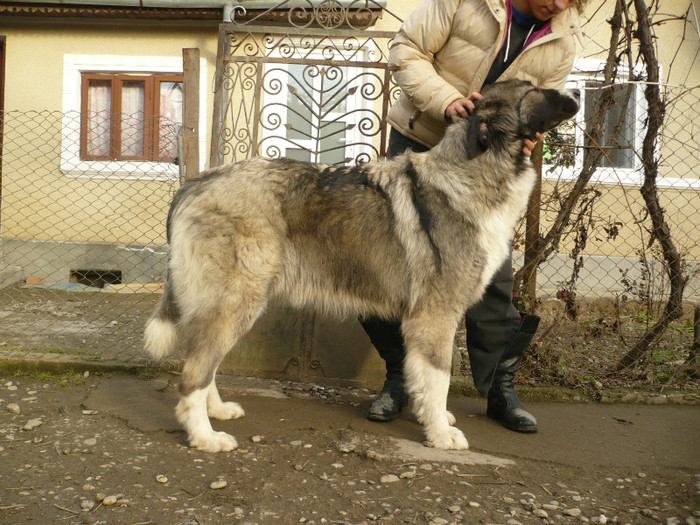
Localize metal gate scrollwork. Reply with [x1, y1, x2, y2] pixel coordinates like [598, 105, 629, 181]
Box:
[210, 0, 403, 168]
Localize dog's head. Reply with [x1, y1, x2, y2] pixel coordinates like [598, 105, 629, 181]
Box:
[465, 79, 580, 158]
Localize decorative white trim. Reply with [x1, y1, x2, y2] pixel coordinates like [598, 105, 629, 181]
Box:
[61, 54, 207, 179]
[260, 36, 375, 165]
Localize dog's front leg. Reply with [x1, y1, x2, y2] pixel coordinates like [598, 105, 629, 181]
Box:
[402, 310, 469, 450]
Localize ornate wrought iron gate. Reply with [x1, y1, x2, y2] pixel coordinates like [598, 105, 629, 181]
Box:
[208, 2, 404, 384]
[209, 2, 402, 168]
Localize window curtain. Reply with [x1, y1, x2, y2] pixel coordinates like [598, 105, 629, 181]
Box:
[86, 81, 111, 157]
[121, 81, 146, 157]
[159, 81, 183, 160]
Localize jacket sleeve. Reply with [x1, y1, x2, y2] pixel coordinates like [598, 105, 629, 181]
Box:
[536, 9, 579, 90]
[537, 41, 576, 90]
[388, 0, 465, 121]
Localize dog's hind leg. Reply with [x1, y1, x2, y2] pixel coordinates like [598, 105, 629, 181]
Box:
[402, 309, 469, 450]
[207, 377, 245, 420]
[176, 298, 265, 453]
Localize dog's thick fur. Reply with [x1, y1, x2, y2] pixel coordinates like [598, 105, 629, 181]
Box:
[144, 79, 579, 453]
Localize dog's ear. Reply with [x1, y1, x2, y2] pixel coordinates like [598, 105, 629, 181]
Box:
[465, 114, 490, 159]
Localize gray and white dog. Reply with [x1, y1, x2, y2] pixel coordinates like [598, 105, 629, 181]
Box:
[144, 79, 579, 453]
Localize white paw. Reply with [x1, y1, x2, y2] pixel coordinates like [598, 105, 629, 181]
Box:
[208, 401, 245, 420]
[446, 410, 456, 426]
[190, 431, 238, 453]
[425, 426, 469, 450]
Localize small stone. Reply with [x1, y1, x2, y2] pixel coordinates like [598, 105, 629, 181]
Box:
[507, 519, 524, 525]
[251, 435, 262, 443]
[83, 438, 97, 446]
[7, 385, 17, 391]
[156, 475, 168, 484]
[96, 493, 106, 502]
[23, 418, 43, 431]
[400, 470, 417, 479]
[82, 484, 95, 491]
[82, 410, 98, 415]
[6, 403, 20, 415]
[3, 381, 12, 387]
[533, 509, 549, 518]
[430, 518, 449, 525]
[102, 495, 118, 506]
[598, 515, 608, 524]
[468, 501, 481, 508]
[563, 508, 582, 517]
[210, 480, 228, 490]
[380, 474, 399, 484]
[290, 440, 303, 447]
[447, 505, 461, 513]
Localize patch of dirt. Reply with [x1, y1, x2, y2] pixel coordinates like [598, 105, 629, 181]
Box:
[0, 371, 698, 525]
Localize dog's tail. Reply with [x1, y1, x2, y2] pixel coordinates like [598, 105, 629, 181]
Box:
[144, 276, 180, 360]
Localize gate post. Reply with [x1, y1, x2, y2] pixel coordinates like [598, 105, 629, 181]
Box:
[182, 48, 200, 179]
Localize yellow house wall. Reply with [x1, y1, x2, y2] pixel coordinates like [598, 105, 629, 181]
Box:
[0, 21, 219, 245]
[538, 180, 700, 260]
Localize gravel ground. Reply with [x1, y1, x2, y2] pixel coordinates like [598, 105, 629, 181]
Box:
[0, 370, 698, 525]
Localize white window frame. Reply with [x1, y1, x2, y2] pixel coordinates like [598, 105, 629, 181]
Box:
[261, 37, 374, 165]
[545, 59, 699, 191]
[61, 54, 208, 180]
[544, 58, 649, 186]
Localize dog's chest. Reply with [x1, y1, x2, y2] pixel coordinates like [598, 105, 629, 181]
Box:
[476, 167, 536, 280]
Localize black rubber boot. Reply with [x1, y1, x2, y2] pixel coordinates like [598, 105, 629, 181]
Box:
[366, 379, 409, 422]
[486, 314, 540, 433]
[360, 318, 408, 422]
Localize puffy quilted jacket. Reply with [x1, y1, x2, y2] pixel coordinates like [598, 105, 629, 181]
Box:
[387, 0, 581, 147]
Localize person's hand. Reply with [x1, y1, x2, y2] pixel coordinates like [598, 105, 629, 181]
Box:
[523, 132, 544, 157]
[445, 92, 484, 120]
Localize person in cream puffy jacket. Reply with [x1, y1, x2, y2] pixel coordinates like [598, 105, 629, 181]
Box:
[362, 0, 586, 432]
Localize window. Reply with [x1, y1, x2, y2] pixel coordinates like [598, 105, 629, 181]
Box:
[61, 54, 206, 179]
[80, 73, 183, 162]
[544, 59, 648, 186]
[259, 37, 375, 166]
[582, 81, 638, 170]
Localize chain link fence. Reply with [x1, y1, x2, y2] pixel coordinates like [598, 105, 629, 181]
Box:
[1, 81, 698, 389]
[516, 83, 699, 302]
[0, 109, 179, 365]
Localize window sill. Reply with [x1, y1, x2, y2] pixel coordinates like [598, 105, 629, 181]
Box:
[60, 158, 179, 181]
[543, 164, 700, 191]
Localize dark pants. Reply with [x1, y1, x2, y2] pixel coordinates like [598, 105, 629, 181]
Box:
[360, 129, 522, 395]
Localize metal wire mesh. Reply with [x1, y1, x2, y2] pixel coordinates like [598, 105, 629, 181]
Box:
[0, 79, 697, 383]
[518, 83, 700, 303]
[0, 110, 180, 365]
